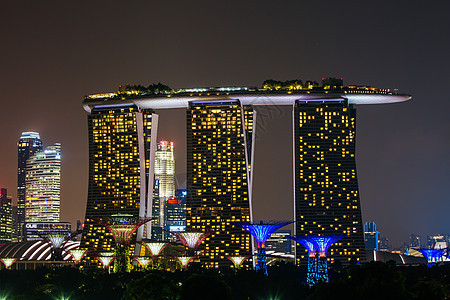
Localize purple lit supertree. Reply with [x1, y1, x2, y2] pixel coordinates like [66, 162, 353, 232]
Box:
[289, 235, 344, 286]
[288, 236, 318, 286]
[100, 214, 154, 273]
[170, 231, 210, 251]
[235, 221, 293, 275]
[416, 249, 447, 267]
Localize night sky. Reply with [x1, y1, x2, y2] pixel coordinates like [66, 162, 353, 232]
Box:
[0, 0, 449, 248]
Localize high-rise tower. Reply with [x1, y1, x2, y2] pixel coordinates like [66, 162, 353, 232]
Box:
[154, 141, 175, 240]
[25, 144, 61, 223]
[17, 132, 43, 241]
[293, 99, 365, 265]
[80, 105, 159, 258]
[186, 100, 255, 268]
[0, 188, 13, 242]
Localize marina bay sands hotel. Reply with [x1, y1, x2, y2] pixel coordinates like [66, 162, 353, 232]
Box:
[80, 81, 411, 267]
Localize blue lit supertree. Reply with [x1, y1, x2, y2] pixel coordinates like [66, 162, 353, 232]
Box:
[313, 235, 344, 283]
[235, 221, 293, 275]
[288, 236, 318, 286]
[416, 249, 447, 267]
[289, 234, 344, 286]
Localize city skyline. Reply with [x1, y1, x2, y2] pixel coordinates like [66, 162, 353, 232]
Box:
[0, 0, 448, 249]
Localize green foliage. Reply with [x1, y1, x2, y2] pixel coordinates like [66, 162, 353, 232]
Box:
[122, 273, 180, 300]
[182, 274, 232, 300]
[0, 262, 449, 299]
[261, 79, 319, 91]
[114, 244, 132, 273]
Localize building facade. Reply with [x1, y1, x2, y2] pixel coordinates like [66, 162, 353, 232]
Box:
[17, 132, 43, 240]
[154, 141, 175, 240]
[80, 105, 159, 258]
[364, 222, 380, 251]
[186, 100, 254, 268]
[25, 144, 61, 223]
[23, 222, 71, 241]
[165, 189, 187, 240]
[0, 188, 13, 242]
[293, 99, 366, 265]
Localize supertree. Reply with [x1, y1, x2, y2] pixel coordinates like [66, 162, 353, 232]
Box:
[68, 249, 89, 265]
[142, 241, 169, 256]
[416, 249, 447, 267]
[0, 258, 19, 270]
[45, 233, 70, 260]
[226, 256, 250, 270]
[133, 257, 153, 269]
[100, 214, 154, 273]
[176, 256, 196, 269]
[170, 231, 210, 252]
[289, 234, 344, 285]
[312, 235, 344, 283]
[288, 236, 318, 286]
[97, 252, 115, 273]
[141, 241, 170, 269]
[235, 221, 293, 275]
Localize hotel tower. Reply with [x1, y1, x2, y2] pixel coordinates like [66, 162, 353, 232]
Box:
[80, 104, 159, 257]
[83, 83, 410, 266]
[186, 100, 254, 267]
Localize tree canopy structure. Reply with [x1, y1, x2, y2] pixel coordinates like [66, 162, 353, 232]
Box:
[100, 214, 154, 273]
[235, 221, 292, 275]
[289, 235, 345, 286]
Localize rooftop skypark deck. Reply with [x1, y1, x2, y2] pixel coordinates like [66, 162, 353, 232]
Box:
[83, 83, 411, 112]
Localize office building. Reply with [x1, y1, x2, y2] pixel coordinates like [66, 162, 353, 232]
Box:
[427, 234, 449, 249]
[17, 132, 42, 240]
[186, 100, 254, 268]
[266, 230, 293, 254]
[364, 222, 380, 251]
[151, 179, 162, 240]
[154, 141, 175, 240]
[293, 99, 365, 265]
[165, 189, 187, 240]
[80, 104, 159, 257]
[25, 144, 61, 223]
[409, 234, 421, 248]
[24, 222, 71, 241]
[0, 188, 13, 242]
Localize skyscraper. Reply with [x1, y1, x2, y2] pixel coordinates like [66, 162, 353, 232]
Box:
[364, 222, 380, 251]
[154, 141, 175, 240]
[0, 188, 13, 242]
[80, 104, 159, 258]
[186, 100, 254, 268]
[293, 99, 365, 265]
[165, 189, 187, 240]
[25, 144, 61, 223]
[17, 132, 42, 240]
